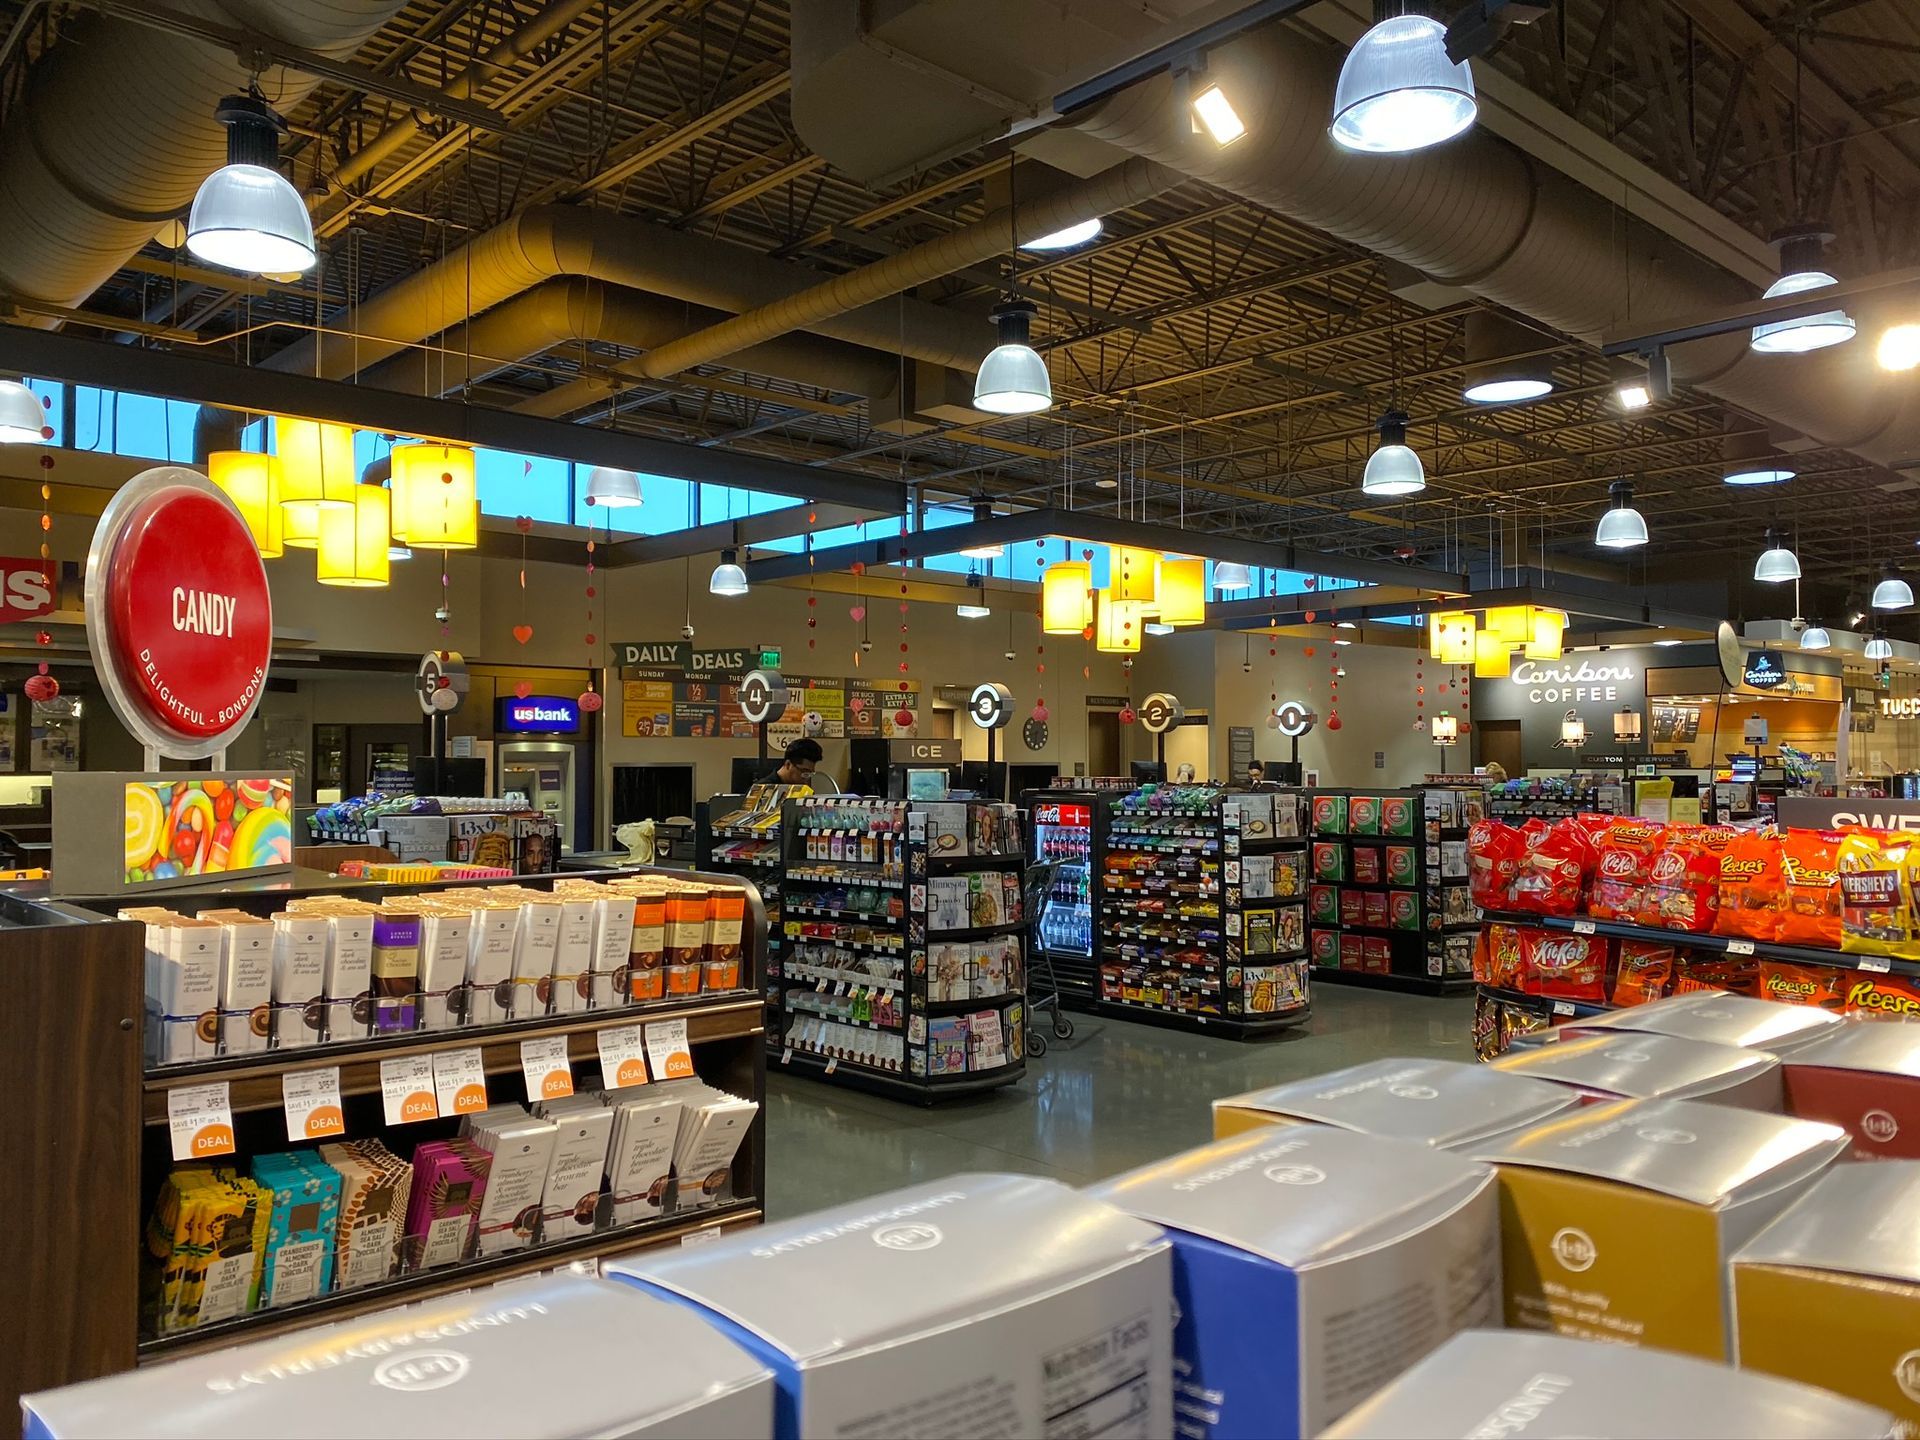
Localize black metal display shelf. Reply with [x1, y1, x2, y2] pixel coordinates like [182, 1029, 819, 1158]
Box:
[1096, 999, 1311, 1037]
[1479, 909, 1920, 979]
[1476, 982, 1613, 1020]
[1312, 967, 1475, 997]
[775, 1046, 1023, 1103]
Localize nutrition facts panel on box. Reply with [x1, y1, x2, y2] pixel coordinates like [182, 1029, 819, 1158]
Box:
[1042, 1309, 1156, 1438]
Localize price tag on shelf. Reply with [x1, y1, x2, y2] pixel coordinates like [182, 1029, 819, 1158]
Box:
[520, 1035, 575, 1101]
[1859, 955, 1894, 974]
[432, 1047, 489, 1116]
[380, 1054, 439, 1125]
[1724, 939, 1756, 956]
[167, 1081, 235, 1162]
[645, 1018, 695, 1080]
[597, 1025, 650, 1089]
[281, 1066, 346, 1142]
[1571, 919, 1596, 935]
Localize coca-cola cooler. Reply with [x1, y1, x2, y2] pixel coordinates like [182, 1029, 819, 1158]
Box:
[1022, 788, 1099, 1007]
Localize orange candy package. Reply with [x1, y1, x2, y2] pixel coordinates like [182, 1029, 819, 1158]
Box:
[1588, 819, 1667, 920]
[1714, 830, 1784, 942]
[1776, 829, 1844, 950]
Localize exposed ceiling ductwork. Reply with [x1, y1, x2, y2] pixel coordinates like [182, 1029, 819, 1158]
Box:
[0, 0, 408, 317]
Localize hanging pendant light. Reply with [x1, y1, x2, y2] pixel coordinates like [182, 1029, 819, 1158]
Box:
[958, 501, 1003, 559]
[585, 466, 642, 508]
[1799, 619, 1831, 651]
[1867, 632, 1894, 661]
[1361, 410, 1425, 496]
[956, 572, 990, 619]
[973, 300, 1052, 414]
[1330, 13, 1477, 154]
[1213, 560, 1253, 592]
[390, 442, 478, 549]
[1594, 478, 1649, 549]
[1751, 229, 1855, 354]
[316, 484, 391, 588]
[709, 548, 749, 597]
[1874, 560, 1914, 611]
[1753, 528, 1801, 583]
[208, 451, 284, 559]
[0, 380, 43, 443]
[187, 94, 316, 276]
[1041, 560, 1093, 633]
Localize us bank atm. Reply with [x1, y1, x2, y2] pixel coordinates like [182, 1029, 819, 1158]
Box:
[495, 695, 592, 853]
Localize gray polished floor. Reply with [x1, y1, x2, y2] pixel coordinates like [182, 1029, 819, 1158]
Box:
[765, 986, 1474, 1218]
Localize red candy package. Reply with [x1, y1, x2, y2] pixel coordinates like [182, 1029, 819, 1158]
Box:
[1467, 819, 1525, 910]
[1612, 939, 1675, 1006]
[1588, 819, 1666, 919]
[1519, 926, 1607, 1002]
[1634, 827, 1732, 933]
[1508, 818, 1595, 916]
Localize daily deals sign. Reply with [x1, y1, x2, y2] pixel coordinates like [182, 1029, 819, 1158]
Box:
[85, 466, 272, 758]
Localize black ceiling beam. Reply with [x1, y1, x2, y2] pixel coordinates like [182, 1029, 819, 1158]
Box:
[0, 326, 909, 514]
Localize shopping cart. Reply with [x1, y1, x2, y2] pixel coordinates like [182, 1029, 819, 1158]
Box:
[1021, 860, 1077, 1058]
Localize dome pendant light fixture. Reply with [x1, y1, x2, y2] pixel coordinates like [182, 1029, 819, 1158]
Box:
[973, 299, 1052, 415]
[585, 467, 643, 508]
[1873, 560, 1915, 611]
[1751, 228, 1855, 354]
[1330, 12, 1477, 154]
[1753, 528, 1801, 583]
[709, 548, 748, 597]
[1594, 478, 1649, 549]
[187, 93, 316, 276]
[1361, 410, 1425, 497]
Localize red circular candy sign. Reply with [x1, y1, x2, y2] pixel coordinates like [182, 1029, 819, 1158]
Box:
[85, 467, 273, 758]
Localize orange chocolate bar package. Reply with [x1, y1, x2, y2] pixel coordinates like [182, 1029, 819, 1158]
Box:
[1756, 959, 1847, 1011]
[1612, 939, 1676, 1006]
[1714, 830, 1784, 942]
[1776, 829, 1844, 950]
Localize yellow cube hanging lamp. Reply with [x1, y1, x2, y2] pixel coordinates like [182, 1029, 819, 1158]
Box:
[1113, 545, 1160, 604]
[391, 442, 479, 549]
[1474, 630, 1514, 678]
[1041, 560, 1094, 634]
[1484, 603, 1536, 645]
[316, 484, 391, 588]
[1427, 610, 1477, 664]
[1525, 608, 1567, 660]
[208, 451, 284, 559]
[1093, 589, 1144, 652]
[1155, 557, 1206, 626]
[275, 417, 357, 511]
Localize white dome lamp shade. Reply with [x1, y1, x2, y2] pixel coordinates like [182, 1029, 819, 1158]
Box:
[0, 380, 44, 443]
[1461, 311, 1554, 404]
[1751, 229, 1855, 354]
[1873, 560, 1915, 611]
[1753, 527, 1801, 583]
[187, 94, 316, 276]
[973, 300, 1052, 415]
[1213, 560, 1254, 592]
[1362, 410, 1425, 496]
[1594, 478, 1648, 549]
[1799, 619, 1831, 651]
[709, 548, 749, 597]
[1330, 13, 1477, 155]
[585, 466, 643, 507]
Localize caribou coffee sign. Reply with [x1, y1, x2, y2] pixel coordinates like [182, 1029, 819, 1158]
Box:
[1508, 657, 1637, 705]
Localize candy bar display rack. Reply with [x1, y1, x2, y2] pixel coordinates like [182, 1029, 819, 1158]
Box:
[1306, 786, 1483, 998]
[774, 797, 1028, 1103]
[1095, 787, 1312, 1037]
[0, 865, 767, 1438]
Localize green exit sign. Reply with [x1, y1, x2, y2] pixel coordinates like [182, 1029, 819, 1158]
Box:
[759, 648, 782, 669]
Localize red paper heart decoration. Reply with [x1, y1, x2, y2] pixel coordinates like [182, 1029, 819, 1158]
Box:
[514, 681, 532, 699]
[512, 625, 533, 644]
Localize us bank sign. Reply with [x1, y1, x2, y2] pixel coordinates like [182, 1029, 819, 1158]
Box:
[1509, 658, 1636, 704]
